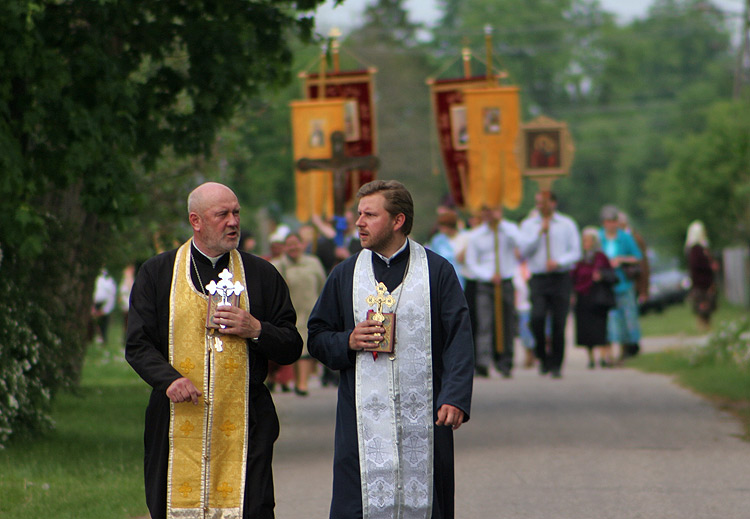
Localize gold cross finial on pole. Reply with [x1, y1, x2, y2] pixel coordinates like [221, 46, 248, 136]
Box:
[462, 37, 472, 78]
[318, 41, 328, 99]
[329, 27, 342, 73]
[484, 25, 494, 84]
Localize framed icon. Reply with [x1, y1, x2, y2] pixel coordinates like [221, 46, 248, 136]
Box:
[517, 115, 575, 181]
[450, 105, 468, 150]
[308, 119, 326, 148]
[483, 107, 501, 134]
[344, 100, 361, 142]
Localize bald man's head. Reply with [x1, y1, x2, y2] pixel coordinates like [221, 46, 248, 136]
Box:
[188, 182, 241, 256]
[188, 182, 236, 216]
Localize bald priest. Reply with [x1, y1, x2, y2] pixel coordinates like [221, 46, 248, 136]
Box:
[126, 182, 302, 519]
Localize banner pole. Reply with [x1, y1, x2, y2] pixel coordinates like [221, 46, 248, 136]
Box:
[494, 150, 506, 356]
[484, 25, 494, 84]
[319, 43, 327, 100]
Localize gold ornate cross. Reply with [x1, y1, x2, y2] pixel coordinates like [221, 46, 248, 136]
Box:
[366, 282, 395, 327]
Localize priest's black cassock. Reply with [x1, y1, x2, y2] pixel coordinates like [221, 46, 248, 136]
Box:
[307, 242, 474, 519]
[126, 243, 302, 519]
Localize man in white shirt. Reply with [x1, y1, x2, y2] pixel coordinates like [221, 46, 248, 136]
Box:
[92, 268, 117, 343]
[519, 192, 581, 378]
[465, 206, 521, 378]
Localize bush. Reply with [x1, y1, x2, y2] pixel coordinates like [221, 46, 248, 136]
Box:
[689, 316, 750, 370]
[0, 278, 62, 448]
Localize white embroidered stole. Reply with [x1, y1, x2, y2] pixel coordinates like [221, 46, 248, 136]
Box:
[353, 240, 434, 519]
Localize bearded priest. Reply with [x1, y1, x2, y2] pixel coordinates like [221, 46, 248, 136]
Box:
[308, 179, 474, 519]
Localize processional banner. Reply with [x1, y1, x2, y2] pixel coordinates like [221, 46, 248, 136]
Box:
[429, 77, 497, 208]
[302, 69, 377, 206]
[463, 86, 521, 211]
[290, 99, 346, 222]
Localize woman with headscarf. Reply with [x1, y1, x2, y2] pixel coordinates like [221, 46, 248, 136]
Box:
[685, 220, 718, 331]
[572, 227, 617, 368]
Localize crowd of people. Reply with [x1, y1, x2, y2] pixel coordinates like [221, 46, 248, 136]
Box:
[430, 200, 721, 378]
[426, 193, 654, 379]
[106, 189, 721, 389]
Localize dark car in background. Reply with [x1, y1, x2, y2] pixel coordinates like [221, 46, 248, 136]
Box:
[639, 268, 691, 314]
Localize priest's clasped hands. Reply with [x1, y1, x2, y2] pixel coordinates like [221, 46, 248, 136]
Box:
[348, 318, 465, 430]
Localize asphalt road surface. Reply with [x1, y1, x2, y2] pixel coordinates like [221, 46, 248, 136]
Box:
[272, 336, 749, 519]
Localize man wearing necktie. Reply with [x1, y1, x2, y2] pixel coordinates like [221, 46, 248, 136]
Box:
[519, 192, 581, 378]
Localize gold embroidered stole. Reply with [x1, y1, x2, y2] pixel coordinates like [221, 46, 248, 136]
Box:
[168, 240, 250, 519]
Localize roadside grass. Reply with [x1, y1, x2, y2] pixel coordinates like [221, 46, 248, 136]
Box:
[639, 298, 747, 337]
[635, 299, 750, 441]
[0, 317, 150, 519]
[627, 350, 750, 441]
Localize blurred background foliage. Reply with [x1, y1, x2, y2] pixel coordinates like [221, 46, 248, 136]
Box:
[115, 0, 748, 259]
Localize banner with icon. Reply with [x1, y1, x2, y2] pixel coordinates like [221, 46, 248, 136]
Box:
[463, 86, 521, 210]
[302, 70, 377, 205]
[290, 99, 346, 222]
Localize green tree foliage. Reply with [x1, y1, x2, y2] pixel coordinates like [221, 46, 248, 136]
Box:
[427, 0, 736, 233]
[0, 0, 328, 442]
[0, 277, 59, 447]
[644, 99, 750, 252]
[598, 0, 732, 104]
[433, 0, 615, 114]
[115, 39, 324, 259]
[560, 0, 733, 229]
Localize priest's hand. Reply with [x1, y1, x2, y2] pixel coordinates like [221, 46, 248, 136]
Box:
[166, 377, 202, 405]
[349, 319, 386, 350]
[436, 404, 465, 430]
[213, 306, 262, 340]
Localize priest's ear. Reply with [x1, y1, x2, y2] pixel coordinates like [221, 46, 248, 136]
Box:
[392, 212, 406, 234]
[189, 211, 203, 232]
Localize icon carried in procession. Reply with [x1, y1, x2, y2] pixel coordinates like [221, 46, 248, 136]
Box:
[206, 269, 245, 329]
[366, 282, 396, 354]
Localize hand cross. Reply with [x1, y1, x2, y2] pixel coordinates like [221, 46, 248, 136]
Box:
[366, 282, 395, 324]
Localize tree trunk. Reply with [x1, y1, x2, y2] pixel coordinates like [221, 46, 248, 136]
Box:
[13, 181, 109, 391]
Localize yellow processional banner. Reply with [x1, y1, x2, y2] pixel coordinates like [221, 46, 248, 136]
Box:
[290, 99, 346, 222]
[463, 86, 521, 211]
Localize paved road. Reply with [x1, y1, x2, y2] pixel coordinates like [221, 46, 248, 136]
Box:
[272, 335, 749, 519]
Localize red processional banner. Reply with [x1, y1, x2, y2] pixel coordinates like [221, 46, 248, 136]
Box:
[301, 69, 377, 205]
[429, 76, 496, 208]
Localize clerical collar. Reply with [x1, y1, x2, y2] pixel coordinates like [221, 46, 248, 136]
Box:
[192, 241, 226, 267]
[374, 238, 409, 266]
